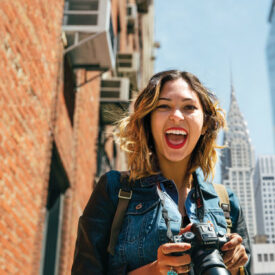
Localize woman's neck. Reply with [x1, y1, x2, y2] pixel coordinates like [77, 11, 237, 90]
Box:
[159, 159, 190, 190]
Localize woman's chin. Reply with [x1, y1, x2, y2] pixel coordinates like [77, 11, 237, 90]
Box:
[163, 152, 190, 164]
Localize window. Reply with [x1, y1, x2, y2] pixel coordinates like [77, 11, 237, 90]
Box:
[264, 254, 268, 262]
[270, 254, 274, 261]
[41, 142, 70, 275]
[258, 254, 262, 262]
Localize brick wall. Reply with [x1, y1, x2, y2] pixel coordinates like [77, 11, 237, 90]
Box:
[0, 0, 149, 274]
[0, 1, 64, 274]
[54, 68, 101, 275]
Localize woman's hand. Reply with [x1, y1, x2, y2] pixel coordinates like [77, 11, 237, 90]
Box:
[153, 242, 192, 274]
[221, 233, 248, 275]
[128, 242, 192, 275]
[128, 224, 193, 275]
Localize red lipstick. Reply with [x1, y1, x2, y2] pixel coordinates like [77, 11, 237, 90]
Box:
[165, 127, 188, 149]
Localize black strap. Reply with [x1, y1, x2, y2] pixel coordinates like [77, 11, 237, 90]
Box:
[193, 172, 205, 222]
[107, 172, 132, 255]
[157, 184, 174, 242]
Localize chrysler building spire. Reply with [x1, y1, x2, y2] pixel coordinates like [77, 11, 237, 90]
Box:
[221, 76, 256, 241]
[226, 79, 251, 146]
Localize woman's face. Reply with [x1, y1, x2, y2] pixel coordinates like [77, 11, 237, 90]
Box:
[150, 78, 205, 166]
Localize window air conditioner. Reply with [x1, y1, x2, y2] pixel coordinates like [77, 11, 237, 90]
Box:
[117, 52, 140, 89]
[100, 77, 130, 125]
[126, 3, 137, 34]
[136, 0, 151, 13]
[117, 52, 139, 74]
[100, 78, 130, 102]
[62, 0, 116, 70]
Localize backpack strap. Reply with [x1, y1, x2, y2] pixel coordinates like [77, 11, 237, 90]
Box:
[213, 184, 232, 234]
[107, 172, 132, 255]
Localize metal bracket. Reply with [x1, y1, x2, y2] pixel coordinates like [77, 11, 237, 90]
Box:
[63, 31, 104, 55]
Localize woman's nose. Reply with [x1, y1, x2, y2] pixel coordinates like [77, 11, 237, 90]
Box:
[169, 109, 184, 121]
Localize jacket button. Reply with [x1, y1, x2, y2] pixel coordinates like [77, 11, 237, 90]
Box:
[136, 203, 143, 209]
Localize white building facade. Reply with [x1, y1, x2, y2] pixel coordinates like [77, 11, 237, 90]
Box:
[221, 85, 257, 241]
[252, 243, 275, 275]
[254, 155, 275, 244]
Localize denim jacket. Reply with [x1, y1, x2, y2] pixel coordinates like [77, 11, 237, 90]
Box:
[72, 170, 251, 274]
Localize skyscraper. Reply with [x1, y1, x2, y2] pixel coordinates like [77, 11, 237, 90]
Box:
[221, 82, 257, 240]
[266, 0, 275, 145]
[254, 155, 275, 244]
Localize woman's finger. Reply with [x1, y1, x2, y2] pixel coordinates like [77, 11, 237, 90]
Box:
[226, 245, 248, 269]
[222, 233, 242, 251]
[176, 264, 192, 273]
[179, 223, 193, 234]
[160, 243, 191, 256]
[223, 249, 234, 264]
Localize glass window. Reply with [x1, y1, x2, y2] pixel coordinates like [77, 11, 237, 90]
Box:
[258, 254, 262, 262]
[270, 254, 274, 261]
[264, 254, 268, 261]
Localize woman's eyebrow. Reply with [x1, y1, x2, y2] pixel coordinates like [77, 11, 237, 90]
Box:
[158, 97, 195, 102]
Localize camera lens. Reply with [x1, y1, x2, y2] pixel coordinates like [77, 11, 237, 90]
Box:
[202, 267, 231, 275]
[192, 249, 230, 275]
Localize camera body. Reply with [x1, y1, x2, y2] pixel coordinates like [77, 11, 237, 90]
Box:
[172, 222, 228, 255]
[171, 222, 231, 275]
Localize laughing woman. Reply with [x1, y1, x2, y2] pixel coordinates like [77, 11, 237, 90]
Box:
[72, 70, 251, 275]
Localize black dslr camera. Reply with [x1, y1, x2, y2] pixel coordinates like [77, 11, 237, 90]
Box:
[171, 222, 231, 275]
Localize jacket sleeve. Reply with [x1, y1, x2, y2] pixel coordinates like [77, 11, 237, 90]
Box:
[71, 173, 116, 275]
[228, 189, 252, 275]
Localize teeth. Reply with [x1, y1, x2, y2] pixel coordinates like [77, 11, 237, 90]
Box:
[165, 129, 187, 135]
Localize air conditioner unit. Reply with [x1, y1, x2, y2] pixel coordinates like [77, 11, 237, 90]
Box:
[136, 0, 151, 13]
[100, 77, 130, 125]
[117, 52, 139, 74]
[126, 3, 137, 34]
[62, 0, 116, 70]
[100, 77, 130, 102]
[117, 52, 140, 89]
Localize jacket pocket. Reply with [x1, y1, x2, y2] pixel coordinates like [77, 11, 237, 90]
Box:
[205, 208, 227, 234]
[123, 199, 160, 242]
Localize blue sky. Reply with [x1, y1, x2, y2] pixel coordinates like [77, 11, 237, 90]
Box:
[154, 0, 274, 179]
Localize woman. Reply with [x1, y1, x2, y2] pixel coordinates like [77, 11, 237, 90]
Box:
[72, 70, 251, 275]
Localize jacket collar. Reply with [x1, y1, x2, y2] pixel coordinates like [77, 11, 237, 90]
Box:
[135, 170, 219, 198]
[134, 173, 167, 187]
[193, 171, 218, 198]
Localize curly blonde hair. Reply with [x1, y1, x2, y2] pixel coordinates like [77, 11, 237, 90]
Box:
[115, 70, 226, 182]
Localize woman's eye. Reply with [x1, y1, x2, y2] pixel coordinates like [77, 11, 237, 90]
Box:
[184, 105, 197, 111]
[156, 104, 170, 110]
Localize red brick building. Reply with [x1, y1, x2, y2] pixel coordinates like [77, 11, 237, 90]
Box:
[0, 0, 155, 274]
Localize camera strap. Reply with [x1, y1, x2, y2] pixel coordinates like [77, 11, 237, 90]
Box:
[157, 182, 174, 242]
[193, 173, 205, 223]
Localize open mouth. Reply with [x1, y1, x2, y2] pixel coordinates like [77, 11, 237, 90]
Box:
[165, 128, 187, 149]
